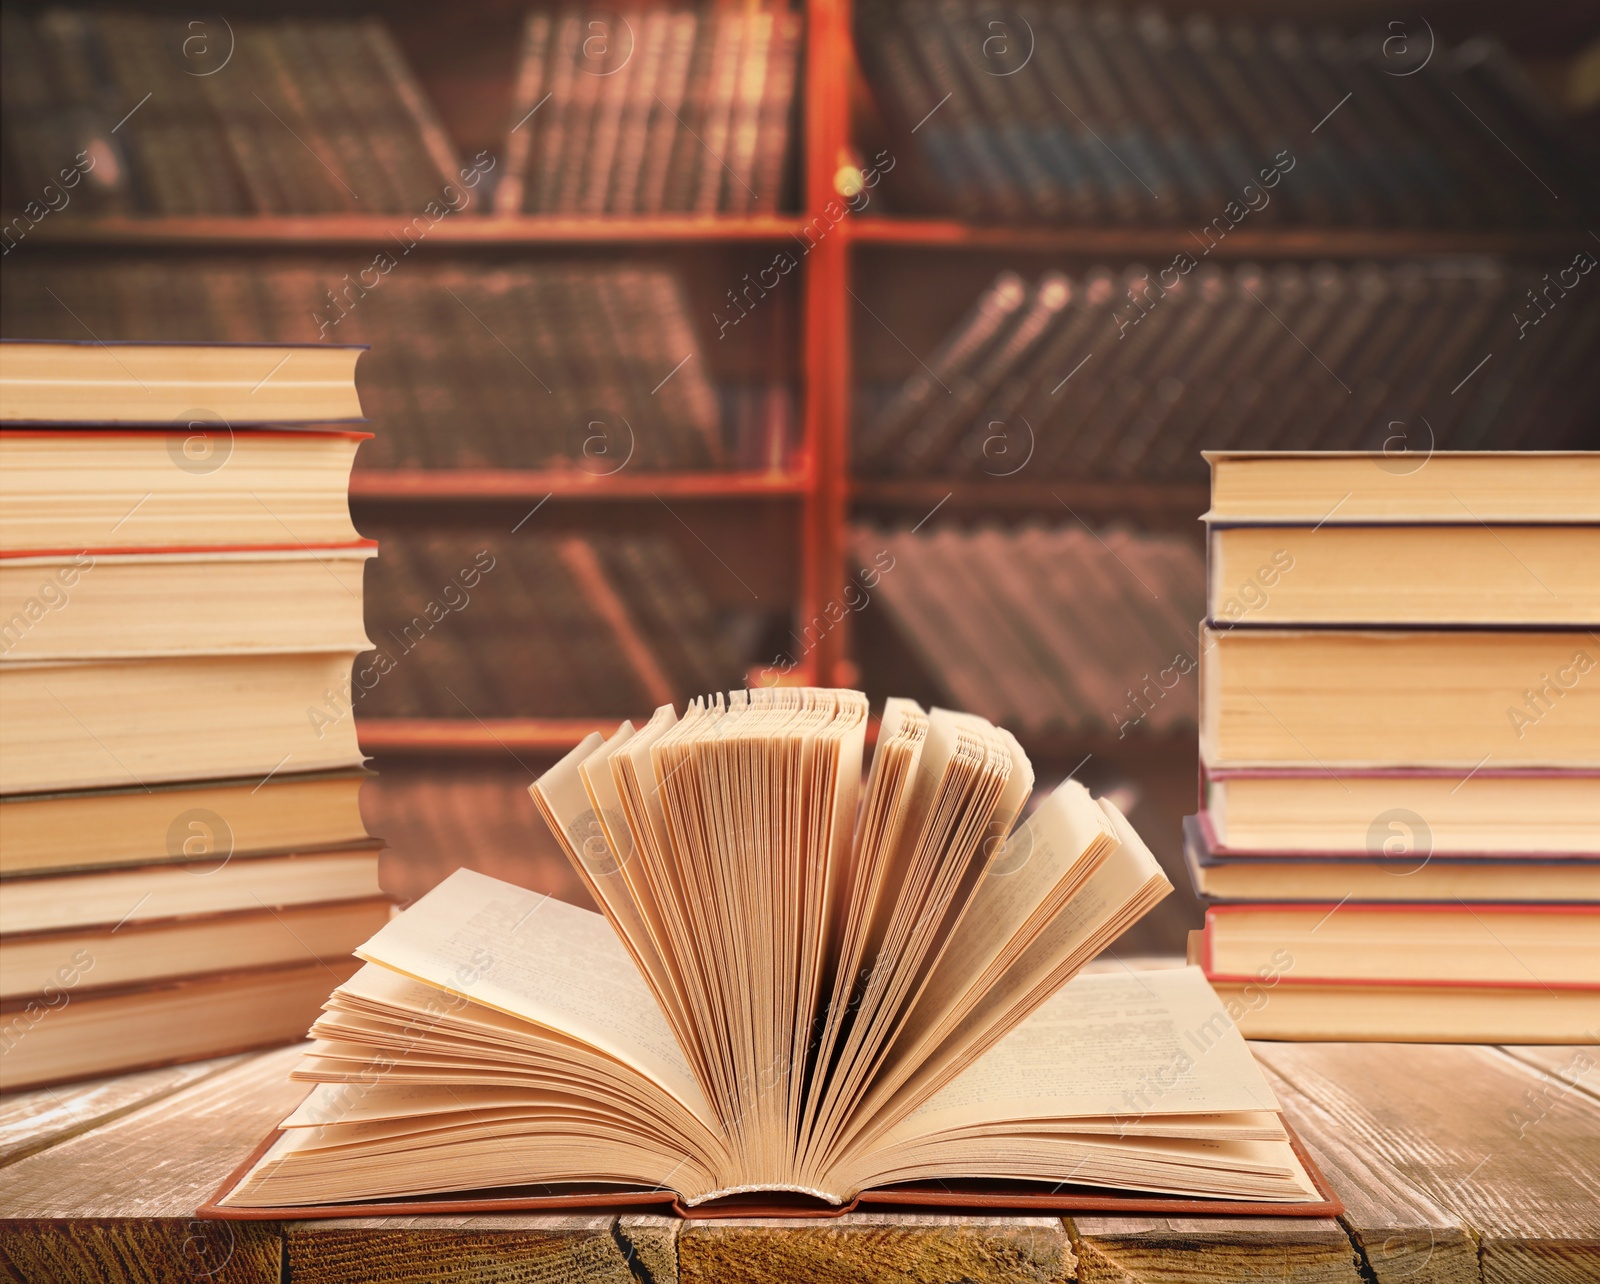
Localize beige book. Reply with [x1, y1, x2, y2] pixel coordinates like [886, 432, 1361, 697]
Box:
[1204, 904, 1600, 987]
[0, 845, 383, 935]
[1204, 771, 1600, 854]
[0, 548, 374, 660]
[0, 959, 360, 1093]
[1208, 524, 1600, 627]
[0, 342, 365, 425]
[221, 689, 1320, 1211]
[1204, 451, 1600, 523]
[0, 652, 367, 794]
[1207, 977, 1600, 1043]
[1199, 627, 1600, 769]
[0, 431, 366, 552]
[1, 896, 391, 999]
[0, 769, 370, 878]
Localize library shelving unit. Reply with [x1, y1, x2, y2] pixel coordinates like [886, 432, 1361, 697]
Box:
[12, 0, 1597, 775]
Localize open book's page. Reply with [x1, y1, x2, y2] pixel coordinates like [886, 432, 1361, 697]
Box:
[892, 781, 1118, 1060]
[834, 968, 1316, 1203]
[836, 808, 1171, 1160]
[888, 967, 1280, 1133]
[355, 867, 712, 1125]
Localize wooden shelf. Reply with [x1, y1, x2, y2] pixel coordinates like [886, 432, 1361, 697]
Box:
[29, 215, 1585, 258]
[359, 716, 616, 755]
[852, 478, 1209, 526]
[357, 715, 1193, 760]
[350, 468, 810, 503]
[24, 214, 812, 249]
[847, 219, 1594, 258]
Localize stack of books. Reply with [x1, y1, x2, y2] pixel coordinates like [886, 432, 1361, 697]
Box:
[855, 263, 1600, 482]
[1190, 451, 1600, 1042]
[0, 339, 387, 1091]
[0, 10, 460, 216]
[859, 2, 1596, 226]
[495, 2, 802, 215]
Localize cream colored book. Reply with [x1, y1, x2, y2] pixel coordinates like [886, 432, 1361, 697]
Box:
[1199, 627, 1600, 769]
[1207, 524, 1600, 626]
[0, 341, 365, 424]
[0, 652, 367, 794]
[0, 430, 366, 552]
[0, 770, 370, 878]
[0, 548, 374, 660]
[221, 689, 1321, 1211]
[1204, 451, 1600, 523]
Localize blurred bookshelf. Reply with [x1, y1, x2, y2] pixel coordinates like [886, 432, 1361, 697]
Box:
[4, 0, 1596, 925]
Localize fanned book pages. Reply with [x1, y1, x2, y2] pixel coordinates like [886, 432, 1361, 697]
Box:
[215, 690, 1326, 1213]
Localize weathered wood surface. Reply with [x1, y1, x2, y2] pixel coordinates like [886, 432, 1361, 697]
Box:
[1259, 1058, 1480, 1284]
[678, 1212, 1074, 1284]
[3, 1040, 1599, 1282]
[1066, 1214, 1361, 1283]
[0, 1054, 246, 1166]
[1255, 1042, 1600, 1284]
[282, 1214, 639, 1284]
[0, 1045, 304, 1284]
[1495, 1045, 1600, 1106]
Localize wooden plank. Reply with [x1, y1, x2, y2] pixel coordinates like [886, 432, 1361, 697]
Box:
[0, 1054, 247, 1166]
[350, 468, 808, 503]
[0, 1219, 276, 1284]
[1067, 1214, 1360, 1283]
[27, 214, 810, 247]
[677, 1212, 1074, 1284]
[845, 219, 1597, 258]
[282, 1214, 639, 1284]
[1258, 1059, 1480, 1284]
[1256, 1042, 1600, 1284]
[618, 1213, 680, 1284]
[0, 1045, 306, 1284]
[1496, 1045, 1600, 1106]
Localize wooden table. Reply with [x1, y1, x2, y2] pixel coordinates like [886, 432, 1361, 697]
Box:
[0, 1040, 1596, 1283]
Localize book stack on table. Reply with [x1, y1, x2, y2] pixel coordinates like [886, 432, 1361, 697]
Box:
[0, 340, 388, 1091]
[1190, 451, 1600, 1042]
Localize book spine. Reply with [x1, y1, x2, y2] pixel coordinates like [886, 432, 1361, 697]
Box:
[722, 6, 773, 213]
[496, 12, 554, 215]
[748, 8, 800, 214]
[638, 9, 701, 214]
[577, 16, 640, 213]
[606, 8, 671, 213]
[361, 18, 461, 195]
[693, 2, 749, 213]
[530, 9, 584, 213]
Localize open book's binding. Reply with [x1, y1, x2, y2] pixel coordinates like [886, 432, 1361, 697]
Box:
[199, 1118, 1343, 1220]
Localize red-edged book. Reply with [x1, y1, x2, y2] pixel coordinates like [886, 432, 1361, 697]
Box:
[1182, 813, 1600, 905]
[1194, 903, 1600, 1042]
[1198, 763, 1600, 857]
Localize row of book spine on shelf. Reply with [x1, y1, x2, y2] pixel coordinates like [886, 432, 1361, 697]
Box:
[360, 531, 761, 722]
[856, 259, 1600, 482]
[1188, 451, 1600, 1043]
[495, 2, 801, 215]
[1, 258, 795, 473]
[0, 10, 462, 216]
[860, 0, 1597, 226]
[850, 523, 1204, 740]
[0, 3, 803, 219]
[0, 340, 386, 1091]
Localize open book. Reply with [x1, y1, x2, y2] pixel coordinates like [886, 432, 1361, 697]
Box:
[217, 690, 1324, 1211]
